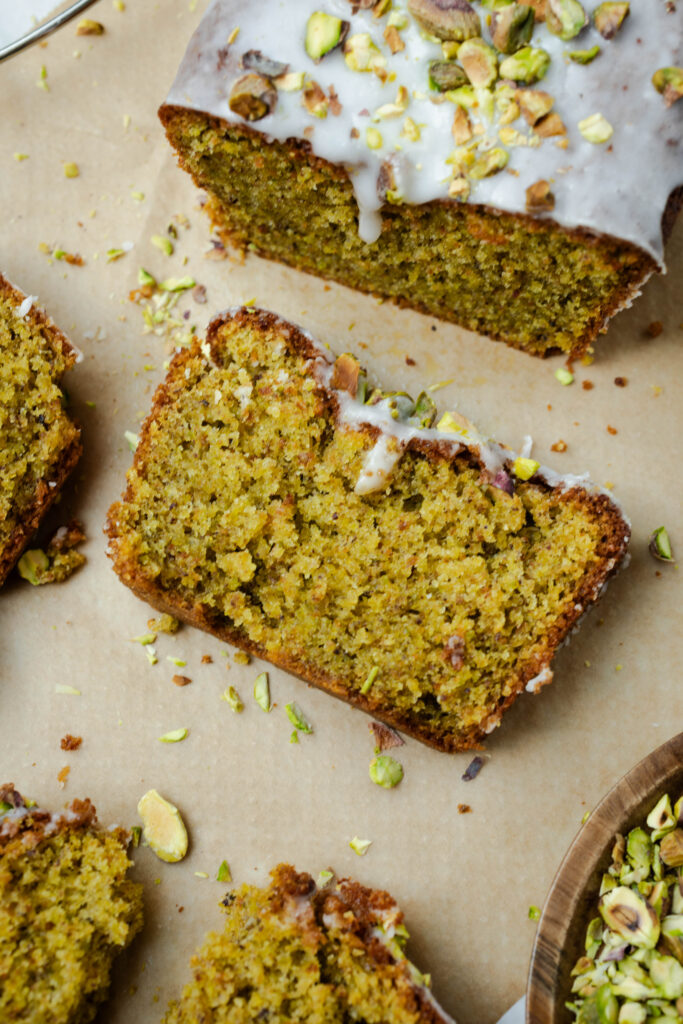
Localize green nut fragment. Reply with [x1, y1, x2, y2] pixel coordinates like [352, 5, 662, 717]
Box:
[275, 70, 306, 92]
[361, 665, 379, 695]
[513, 457, 540, 480]
[528, 904, 541, 920]
[285, 701, 313, 734]
[593, 1, 629, 39]
[17, 549, 49, 585]
[159, 276, 195, 292]
[469, 146, 509, 179]
[228, 73, 277, 121]
[221, 686, 244, 712]
[490, 3, 535, 54]
[305, 12, 349, 61]
[253, 672, 271, 711]
[349, 836, 372, 855]
[138, 267, 156, 287]
[148, 614, 180, 635]
[576, 986, 619, 1024]
[458, 37, 498, 88]
[649, 526, 675, 563]
[545, 0, 587, 40]
[151, 234, 173, 256]
[428, 59, 468, 91]
[63, 162, 79, 178]
[408, 0, 480, 40]
[578, 112, 613, 143]
[499, 46, 551, 83]
[137, 789, 189, 864]
[343, 33, 386, 73]
[166, 656, 186, 667]
[407, 391, 437, 428]
[0, 801, 12, 815]
[366, 126, 383, 149]
[647, 793, 676, 835]
[585, 917, 603, 957]
[555, 367, 574, 385]
[317, 869, 334, 888]
[599, 886, 660, 948]
[158, 728, 188, 743]
[624, 827, 652, 880]
[131, 633, 156, 645]
[661, 915, 683, 963]
[652, 67, 683, 107]
[660, 830, 683, 868]
[130, 825, 142, 847]
[650, 953, 683, 1000]
[55, 684, 81, 695]
[567, 44, 601, 63]
[369, 754, 404, 789]
[76, 18, 104, 35]
[216, 859, 232, 883]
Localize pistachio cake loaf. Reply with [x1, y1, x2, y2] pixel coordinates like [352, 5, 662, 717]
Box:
[164, 863, 456, 1024]
[0, 784, 143, 1024]
[108, 308, 629, 751]
[159, 0, 682, 358]
[0, 274, 82, 586]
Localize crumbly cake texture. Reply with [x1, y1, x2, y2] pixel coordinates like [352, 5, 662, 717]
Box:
[0, 273, 82, 586]
[159, 0, 682, 358]
[163, 863, 456, 1024]
[107, 308, 630, 752]
[0, 784, 143, 1024]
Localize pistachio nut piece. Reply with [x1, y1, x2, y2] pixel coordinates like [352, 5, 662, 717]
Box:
[575, 985, 619, 1024]
[545, 0, 588, 40]
[242, 50, 289, 78]
[137, 789, 189, 863]
[305, 12, 350, 61]
[649, 953, 683, 1000]
[649, 525, 675, 561]
[458, 37, 498, 86]
[407, 391, 438, 428]
[17, 548, 49, 585]
[616, 1005, 646, 1024]
[599, 886, 660, 948]
[568, 44, 600, 63]
[343, 33, 387, 72]
[429, 59, 468, 90]
[499, 46, 551, 83]
[593, 1, 629, 39]
[647, 793, 676, 836]
[626, 827, 653, 877]
[490, 4, 535, 54]
[652, 68, 683, 107]
[408, 0, 481, 41]
[660, 829, 683, 868]
[331, 352, 363, 397]
[661, 916, 683, 965]
[228, 73, 277, 121]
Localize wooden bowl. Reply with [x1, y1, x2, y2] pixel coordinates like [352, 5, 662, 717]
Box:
[526, 731, 683, 1023]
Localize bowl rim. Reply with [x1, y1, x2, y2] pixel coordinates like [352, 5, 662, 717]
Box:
[526, 730, 683, 1024]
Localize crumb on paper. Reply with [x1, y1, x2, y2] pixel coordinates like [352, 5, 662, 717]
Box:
[201, 654, 213, 664]
[60, 734, 82, 751]
[457, 803, 472, 814]
[645, 321, 663, 338]
[172, 675, 192, 687]
[551, 440, 567, 452]
[582, 380, 594, 391]
[614, 376, 628, 387]
[233, 651, 250, 665]
[369, 720, 405, 752]
[57, 766, 70, 788]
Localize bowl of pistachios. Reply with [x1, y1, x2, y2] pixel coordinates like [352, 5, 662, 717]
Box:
[527, 732, 683, 1024]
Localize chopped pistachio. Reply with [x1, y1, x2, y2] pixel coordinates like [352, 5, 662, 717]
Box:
[555, 367, 574, 385]
[290, 729, 299, 743]
[366, 126, 384, 149]
[63, 162, 79, 178]
[221, 685, 244, 712]
[578, 112, 613, 143]
[305, 12, 349, 61]
[361, 665, 379, 694]
[369, 754, 404, 788]
[490, 3, 535, 54]
[216, 860, 232, 882]
[457, 37, 498, 88]
[600, 886, 660, 948]
[131, 633, 156, 645]
[317, 869, 334, 888]
[408, 0, 480, 41]
[407, 391, 437, 428]
[448, 175, 470, 199]
[526, 179, 555, 212]
[515, 88, 554, 125]
[528, 905, 541, 920]
[145, 646, 158, 666]
[652, 67, 683, 107]
[499, 46, 550, 83]
[567, 44, 601, 63]
[445, 84, 477, 108]
[429, 59, 468, 91]
[374, 85, 410, 120]
[275, 70, 306, 92]
[401, 116, 421, 141]
[130, 825, 142, 847]
[513, 457, 540, 480]
[0, 802, 11, 815]
[137, 789, 188, 863]
[55, 684, 81, 695]
[535, 111, 566, 137]
[343, 33, 386, 73]
[148, 614, 179, 634]
[545, 0, 587, 40]
[228, 73, 277, 121]
[253, 672, 271, 711]
[138, 267, 156, 287]
[17, 549, 49, 585]
[158, 728, 189, 743]
[593, 1, 629, 38]
[469, 146, 509, 179]
[384, 24, 405, 53]
[159, 276, 195, 292]
[166, 656, 186, 667]
[106, 248, 125, 262]
[76, 18, 105, 34]
[194, 872, 209, 879]
[303, 81, 329, 117]
[388, 10, 409, 28]
[349, 836, 372, 856]
[13, 152, 29, 161]
[649, 526, 674, 563]
[285, 702, 313, 734]
[151, 234, 173, 256]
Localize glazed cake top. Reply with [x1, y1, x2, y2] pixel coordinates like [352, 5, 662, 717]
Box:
[166, 0, 682, 267]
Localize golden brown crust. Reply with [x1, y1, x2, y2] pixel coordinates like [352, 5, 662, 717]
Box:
[158, 105, 660, 359]
[107, 307, 630, 753]
[0, 274, 83, 586]
[0, 783, 99, 854]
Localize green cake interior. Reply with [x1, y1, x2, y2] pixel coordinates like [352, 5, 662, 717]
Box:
[161, 112, 650, 357]
[109, 313, 626, 749]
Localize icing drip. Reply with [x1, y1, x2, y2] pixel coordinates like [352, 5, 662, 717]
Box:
[354, 433, 403, 494]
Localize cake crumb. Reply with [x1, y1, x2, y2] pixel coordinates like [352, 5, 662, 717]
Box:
[607, 425, 618, 435]
[551, 440, 567, 452]
[60, 734, 82, 751]
[172, 674, 192, 687]
[233, 651, 250, 665]
[405, 356, 416, 366]
[201, 654, 213, 664]
[614, 376, 628, 387]
[645, 321, 663, 338]
[57, 766, 70, 788]
[582, 380, 594, 390]
[457, 803, 472, 814]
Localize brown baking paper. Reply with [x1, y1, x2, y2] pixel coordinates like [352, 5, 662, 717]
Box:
[1, 3, 682, 1022]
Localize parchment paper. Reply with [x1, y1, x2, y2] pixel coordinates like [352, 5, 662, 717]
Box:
[1, 3, 681, 1022]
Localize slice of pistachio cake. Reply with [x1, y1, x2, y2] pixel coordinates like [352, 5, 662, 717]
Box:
[107, 307, 630, 752]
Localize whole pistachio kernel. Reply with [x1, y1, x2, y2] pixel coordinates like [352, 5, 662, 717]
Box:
[578, 112, 613, 143]
[137, 789, 189, 864]
[17, 549, 49, 585]
[499, 46, 551, 83]
[652, 68, 683, 107]
[408, 0, 480, 41]
[343, 33, 386, 72]
[429, 59, 468, 91]
[228, 73, 277, 121]
[305, 12, 349, 61]
[369, 754, 404, 789]
[253, 672, 271, 711]
[567, 44, 601, 63]
[593, 1, 629, 39]
[76, 18, 105, 35]
[545, 0, 588, 40]
[649, 526, 675, 563]
[490, 4, 535, 54]
[457, 37, 498, 87]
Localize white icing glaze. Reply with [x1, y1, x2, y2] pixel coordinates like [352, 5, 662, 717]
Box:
[525, 665, 553, 693]
[354, 433, 403, 493]
[166, 0, 682, 266]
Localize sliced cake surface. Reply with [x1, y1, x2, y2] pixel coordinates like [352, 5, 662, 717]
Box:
[160, 0, 682, 356]
[0, 274, 82, 586]
[0, 784, 143, 1024]
[164, 863, 456, 1024]
[107, 308, 629, 751]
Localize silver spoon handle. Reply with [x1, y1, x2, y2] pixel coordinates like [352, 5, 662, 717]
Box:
[0, 0, 100, 63]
